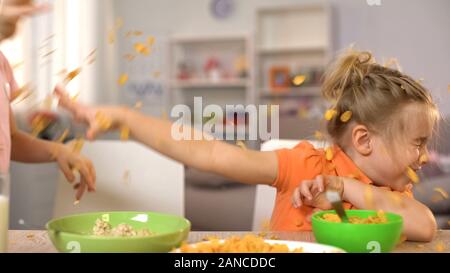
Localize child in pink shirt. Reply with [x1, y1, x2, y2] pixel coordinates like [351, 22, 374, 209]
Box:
[0, 1, 95, 201]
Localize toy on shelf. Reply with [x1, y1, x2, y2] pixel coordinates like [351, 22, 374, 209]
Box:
[177, 61, 193, 80]
[204, 57, 221, 82]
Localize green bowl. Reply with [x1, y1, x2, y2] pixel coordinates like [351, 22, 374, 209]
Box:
[312, 210, 403, 253]
[46, 211, 191, 253]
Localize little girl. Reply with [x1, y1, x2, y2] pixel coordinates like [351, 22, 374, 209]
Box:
[55, 49, 439, 242]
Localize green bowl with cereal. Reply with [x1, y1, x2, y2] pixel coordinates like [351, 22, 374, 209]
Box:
[46, 211, 191, 253]
[312, 210, 403, 253]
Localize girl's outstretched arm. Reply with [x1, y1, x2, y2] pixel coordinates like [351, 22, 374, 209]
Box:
[54, 85, 278, 185]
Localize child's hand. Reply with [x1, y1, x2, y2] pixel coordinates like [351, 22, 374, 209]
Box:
[54, 144, 96, 201]
[0, 1, 50, 41]
[54, 85, 123, 140]
[291, 175, 344, 210]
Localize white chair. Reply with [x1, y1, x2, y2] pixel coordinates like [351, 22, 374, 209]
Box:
[252, 139, 328, 231]
[53, 140, 185, 218]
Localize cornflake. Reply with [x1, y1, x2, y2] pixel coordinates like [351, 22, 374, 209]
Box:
[324, 109, 337, 121]
[406, 167, 419, 183]
[339, 111, 352, 122]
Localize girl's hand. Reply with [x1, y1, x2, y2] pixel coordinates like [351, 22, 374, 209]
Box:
[291, 175, 344, 209]
[53, 144, 96, 201]
[0, 1, 50, 40]
[54, 85, 124, 140]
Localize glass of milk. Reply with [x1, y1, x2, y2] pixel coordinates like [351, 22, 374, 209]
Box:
[0, 173, 9, 253]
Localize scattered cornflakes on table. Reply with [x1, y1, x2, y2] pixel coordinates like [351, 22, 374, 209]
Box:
[236, 140, 247, 150]
[435, 241, 445, 252]
[257, 232, 267, 238]
[397, 234, 407, 245]
[202, 235, 219, 241]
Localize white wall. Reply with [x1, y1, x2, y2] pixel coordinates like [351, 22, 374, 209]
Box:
[333, 0, 450, 115]
[103, 0, 450, 115]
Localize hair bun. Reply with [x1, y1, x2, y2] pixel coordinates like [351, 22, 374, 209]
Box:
[321, 48, 374, 100]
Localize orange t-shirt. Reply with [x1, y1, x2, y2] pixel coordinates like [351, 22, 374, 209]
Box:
[270, 141, 413, 231]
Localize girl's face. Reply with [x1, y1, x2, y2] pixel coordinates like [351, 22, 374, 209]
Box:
[366, 104, 434, 191]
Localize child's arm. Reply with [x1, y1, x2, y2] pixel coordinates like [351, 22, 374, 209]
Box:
[0, 1, 50, 41]
[292, 175, 342, 209]
[54, 86, 278, 185]
[9, 108, 96, 200]
[292, 175, 436, 242]
[342, 178, 436, 242]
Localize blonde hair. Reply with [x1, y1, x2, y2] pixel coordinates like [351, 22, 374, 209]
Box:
[321, 48, 439, 151]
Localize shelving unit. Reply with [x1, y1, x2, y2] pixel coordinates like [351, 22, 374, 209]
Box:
[168, 34, 255, 144]
[255, 3, 332, 139]
[167, 3, 333, 141]
[261, 86, 322, 98]
[170, 78, 249, 89]
[257, 45, 327, 55]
